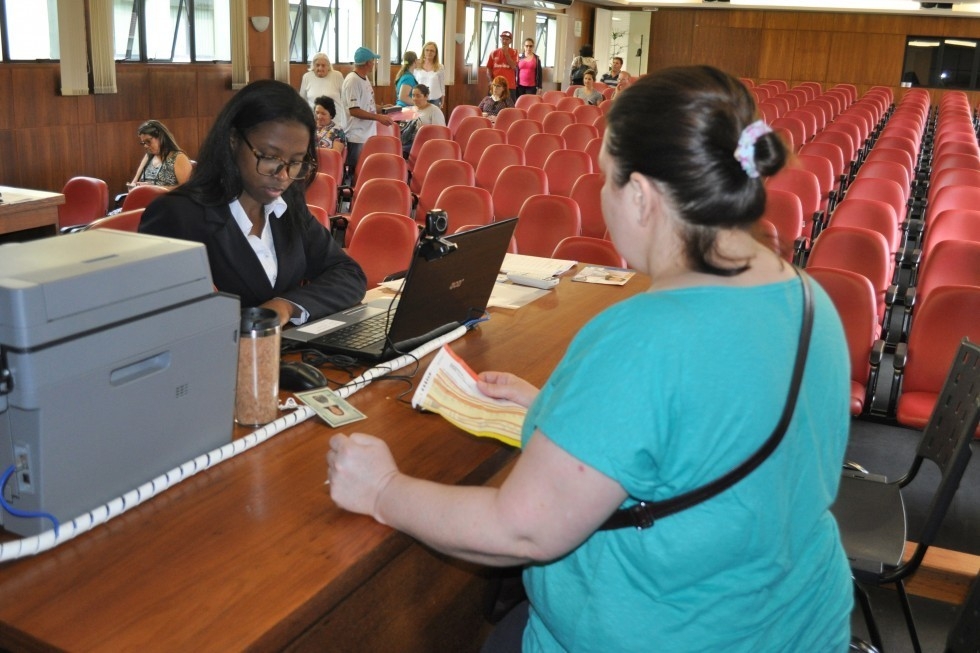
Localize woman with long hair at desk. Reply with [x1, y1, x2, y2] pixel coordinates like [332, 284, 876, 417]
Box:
[327, 66, 853, 652]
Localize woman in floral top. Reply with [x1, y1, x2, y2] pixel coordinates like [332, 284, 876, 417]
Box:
[314, 96, 347, 153]
[478, 76, 515, 117]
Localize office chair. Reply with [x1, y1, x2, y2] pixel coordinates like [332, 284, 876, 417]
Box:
[832, 338, 980, 653]
[58, 176, 109, 231]
[84, 208, 145, 232]
[121, 184, 168, 212]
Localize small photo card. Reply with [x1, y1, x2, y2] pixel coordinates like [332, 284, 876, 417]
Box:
[296, 388, 366, 427]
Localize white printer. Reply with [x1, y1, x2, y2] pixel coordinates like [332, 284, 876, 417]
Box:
[0, 230, 239, 536]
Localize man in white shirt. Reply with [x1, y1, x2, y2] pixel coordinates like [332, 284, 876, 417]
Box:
[341, 46, 394, 175]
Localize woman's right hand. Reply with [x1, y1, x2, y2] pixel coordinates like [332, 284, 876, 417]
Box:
[477, 371, 539, 408]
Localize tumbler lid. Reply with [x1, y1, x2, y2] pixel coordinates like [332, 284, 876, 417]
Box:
[240, 307, 280, 336]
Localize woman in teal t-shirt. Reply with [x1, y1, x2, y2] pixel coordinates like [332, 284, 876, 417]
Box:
[394, 51, 418, 107]
[326, 66, 854, 653]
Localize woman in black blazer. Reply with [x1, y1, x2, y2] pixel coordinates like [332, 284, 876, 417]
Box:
[140, 79, 366, 326]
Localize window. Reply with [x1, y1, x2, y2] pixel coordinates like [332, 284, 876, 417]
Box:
[903, 36, 980, 90]
[388, 0, 444, 63]
[464, 5, 514, 82]
[114, 0, 231, 63]
[289, 0, 363, 65]
[1, 0, 60, 61]
[534, 13, 556, 68]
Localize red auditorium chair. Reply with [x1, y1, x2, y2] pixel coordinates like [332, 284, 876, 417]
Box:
[409, 139, 462, 196]
[491, 165, 548, 221]
[447, 105, 482, 139]
[514, 195, 582, 257]
[414, 159, 475, 221]
[760, 188, 806, 263]
[892, 286, 980, 432]
[569, 172, 606, 239]
[807, 267, 879, 415]
[807, 225, 891, 322]
[346, 212, 419, 287]
[524, 132, 566, 169]
[543, 149, 593, 198]
[553, 236, 626, 268]
[435, 185, 494, 229]
[475, 143, 525, 192]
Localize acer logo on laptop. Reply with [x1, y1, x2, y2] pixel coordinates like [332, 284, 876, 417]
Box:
[449, 279, 464, 290]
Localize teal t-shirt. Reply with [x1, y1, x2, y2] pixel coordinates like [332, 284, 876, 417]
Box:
[395, 72, 418, 107]
[520, 279, 853, 653]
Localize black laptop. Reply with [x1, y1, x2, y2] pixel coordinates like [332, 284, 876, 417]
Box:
[281, 218, 517, 362]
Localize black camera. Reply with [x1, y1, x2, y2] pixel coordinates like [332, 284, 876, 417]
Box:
[419, 209, 456, 261]
[424, 210, 449, 239]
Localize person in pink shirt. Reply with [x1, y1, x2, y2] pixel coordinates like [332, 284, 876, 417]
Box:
[486, 31, 518, 100]
[516, 38, 542, 98]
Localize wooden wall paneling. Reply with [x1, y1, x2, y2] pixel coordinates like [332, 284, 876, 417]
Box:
[147, 68, 200, 119]
[0, 67, 12, 157]
[695, 8, 736, 28]
[792, 30, 832, 84]
[196, 66, 235, 120]
[0, 130, 14, 187]
[762, 10, 799, 30]
[9, 66, 64, 129]
[727, 9, 764, 29]
[692, 24, 760, 78]
[826, 32, 904, 87]
[649, 10, 696, 72]
[942, 17, 980, 39]
[96, 67, 151, 124]
[758, 29, 797, 82]
[14, 126, 79, 191]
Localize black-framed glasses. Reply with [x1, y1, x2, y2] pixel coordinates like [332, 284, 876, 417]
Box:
[239, 131, 316, 181]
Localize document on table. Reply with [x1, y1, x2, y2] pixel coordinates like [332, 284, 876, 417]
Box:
[412, 345, 526, 448]
[499, 253, 577, 278]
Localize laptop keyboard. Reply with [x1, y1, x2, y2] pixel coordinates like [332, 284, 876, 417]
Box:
[312, 312, 390, 349]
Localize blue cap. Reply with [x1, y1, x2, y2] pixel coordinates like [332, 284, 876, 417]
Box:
[354, 47, 380, 65]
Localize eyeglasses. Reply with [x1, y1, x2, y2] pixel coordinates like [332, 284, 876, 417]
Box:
[139, 137, 154, 146]
[239, 132, 316, 181]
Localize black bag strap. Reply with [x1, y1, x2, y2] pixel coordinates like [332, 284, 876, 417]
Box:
[598, 269, 814, 531]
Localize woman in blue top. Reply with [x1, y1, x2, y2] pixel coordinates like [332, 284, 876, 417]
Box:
[394, 51, 418, 107]
[326, 65, 853, 652]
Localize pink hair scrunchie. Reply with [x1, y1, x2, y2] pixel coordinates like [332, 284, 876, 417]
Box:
[734, 120, 772, 179]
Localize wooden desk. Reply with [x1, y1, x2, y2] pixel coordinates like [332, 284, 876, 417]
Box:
[0, 272, 646, 652]
[0, 186, 63, 239]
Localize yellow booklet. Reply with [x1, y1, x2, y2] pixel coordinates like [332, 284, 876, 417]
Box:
[411, 346, 526, 448]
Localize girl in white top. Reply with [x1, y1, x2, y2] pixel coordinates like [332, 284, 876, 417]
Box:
[299, 53, 346, 129]
[414, 41, 446, 108]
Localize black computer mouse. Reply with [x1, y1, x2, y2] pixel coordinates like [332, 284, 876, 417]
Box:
[279, 361, 328, 392]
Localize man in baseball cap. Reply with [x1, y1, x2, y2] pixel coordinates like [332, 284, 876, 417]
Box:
[486, 31, 518, 99]
[341, 45, 393, 174]
[353, 46, 380, 65]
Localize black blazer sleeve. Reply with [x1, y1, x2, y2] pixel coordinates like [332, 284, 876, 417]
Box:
[140, 193, 367, 322]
